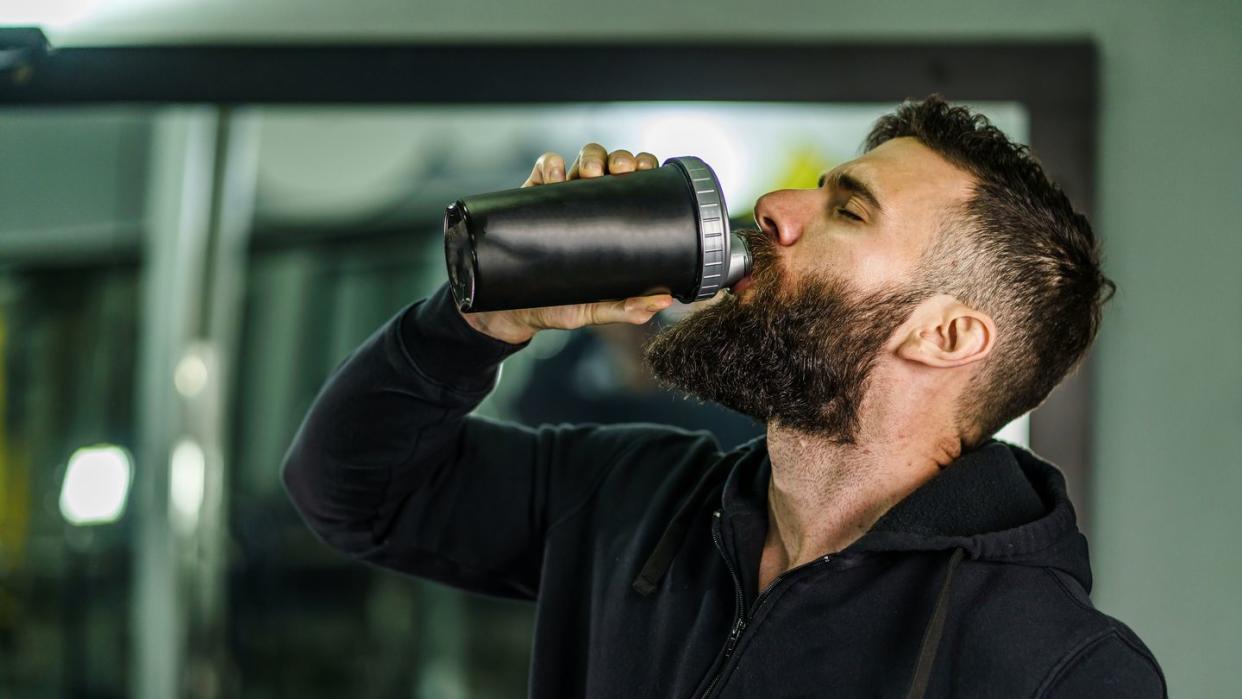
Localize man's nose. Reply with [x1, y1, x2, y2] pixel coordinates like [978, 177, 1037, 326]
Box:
[752, 189, 807, 247]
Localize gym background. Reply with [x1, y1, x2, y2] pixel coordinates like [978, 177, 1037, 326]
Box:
[1, 1, 1238, 696]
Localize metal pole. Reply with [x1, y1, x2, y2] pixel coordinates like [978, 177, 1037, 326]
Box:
[131, 107, 217, 699]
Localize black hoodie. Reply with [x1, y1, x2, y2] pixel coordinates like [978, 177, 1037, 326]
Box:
[282, 282, 1167, 698]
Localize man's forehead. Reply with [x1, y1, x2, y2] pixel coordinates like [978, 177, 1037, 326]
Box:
[820, 138, 975, 205]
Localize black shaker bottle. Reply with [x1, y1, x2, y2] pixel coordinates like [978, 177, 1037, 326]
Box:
[443, 156, 752, 313]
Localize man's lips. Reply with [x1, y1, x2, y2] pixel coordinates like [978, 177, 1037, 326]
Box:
[732, 274, 755, 294]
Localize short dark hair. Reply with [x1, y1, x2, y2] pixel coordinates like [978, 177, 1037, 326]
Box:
[864, 95, 1115, 445]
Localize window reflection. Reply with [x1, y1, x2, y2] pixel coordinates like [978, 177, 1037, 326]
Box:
[1, 100, 1027, 697]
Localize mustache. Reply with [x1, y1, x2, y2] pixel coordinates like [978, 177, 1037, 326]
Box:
[735, 227, 774, 269]
[732, 226, 785, 296]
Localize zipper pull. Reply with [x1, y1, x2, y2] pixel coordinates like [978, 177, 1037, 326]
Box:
[724, 617, 745, 656]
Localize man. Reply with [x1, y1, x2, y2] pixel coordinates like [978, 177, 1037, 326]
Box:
[282, 97, 1166, 697]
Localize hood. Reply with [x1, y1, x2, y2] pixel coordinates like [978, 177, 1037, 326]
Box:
[847, 440, 1093, 592]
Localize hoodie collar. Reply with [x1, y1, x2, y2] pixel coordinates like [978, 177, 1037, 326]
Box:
[716, 437, 1090, 588]
[868, 440, 1045, 537]
[719, 438, 1044, 531]
[634, 434, 1093, 598]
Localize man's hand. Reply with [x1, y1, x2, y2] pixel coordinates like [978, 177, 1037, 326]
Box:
[458, 143, 676, 345]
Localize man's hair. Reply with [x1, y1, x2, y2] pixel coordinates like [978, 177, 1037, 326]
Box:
[864, 95, 1115, 446]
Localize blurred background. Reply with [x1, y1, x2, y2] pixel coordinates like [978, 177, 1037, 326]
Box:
[1, 1, 1238, 697]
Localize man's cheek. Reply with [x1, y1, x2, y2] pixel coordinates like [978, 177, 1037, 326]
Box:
[833, 247, 909, 295]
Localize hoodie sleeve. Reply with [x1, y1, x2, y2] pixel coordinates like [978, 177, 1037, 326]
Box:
[280, 281, 657, 600]
[1040, 632, 1167, 698]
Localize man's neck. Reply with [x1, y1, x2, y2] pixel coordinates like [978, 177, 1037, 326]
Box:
[760, 419, 962, 583]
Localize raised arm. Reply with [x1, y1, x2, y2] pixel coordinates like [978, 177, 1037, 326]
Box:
[281, 144, 676, 599]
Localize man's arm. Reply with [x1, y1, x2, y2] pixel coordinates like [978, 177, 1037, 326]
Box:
[281, 281, 670, 599]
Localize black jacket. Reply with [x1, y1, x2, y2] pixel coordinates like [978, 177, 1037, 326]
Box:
[282, 282, 1167, 698]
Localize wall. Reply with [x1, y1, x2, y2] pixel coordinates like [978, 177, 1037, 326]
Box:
[45, 0, 1242, 695]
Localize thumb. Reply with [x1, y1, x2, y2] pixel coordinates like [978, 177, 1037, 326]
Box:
[588, 295, 674, 326]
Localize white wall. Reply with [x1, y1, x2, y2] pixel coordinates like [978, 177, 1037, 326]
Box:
[42, 0, 1242, 695]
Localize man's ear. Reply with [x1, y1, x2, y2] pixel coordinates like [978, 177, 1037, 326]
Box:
[895, 295, 995, 368]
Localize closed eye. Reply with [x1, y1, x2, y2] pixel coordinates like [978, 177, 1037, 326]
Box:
[836, 207, 864, 222]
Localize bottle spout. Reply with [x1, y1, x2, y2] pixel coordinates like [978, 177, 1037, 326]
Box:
[723, 231, 753, 289]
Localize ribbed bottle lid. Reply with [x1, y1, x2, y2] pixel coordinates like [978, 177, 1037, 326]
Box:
[666, 156, 732, 301]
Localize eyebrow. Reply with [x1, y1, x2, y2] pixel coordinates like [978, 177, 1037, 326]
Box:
[817, 169, 885, 216]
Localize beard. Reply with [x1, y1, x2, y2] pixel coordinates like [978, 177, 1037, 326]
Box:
[642, 228, 927, 444]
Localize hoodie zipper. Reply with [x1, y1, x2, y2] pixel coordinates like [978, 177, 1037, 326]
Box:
[698, 511, 742, 699]
[698, 510, 834, 699]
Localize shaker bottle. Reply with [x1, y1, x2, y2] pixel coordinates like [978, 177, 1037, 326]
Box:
[443, 156, 752, 313]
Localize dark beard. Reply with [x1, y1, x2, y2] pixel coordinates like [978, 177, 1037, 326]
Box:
[642, 228, 926, 444]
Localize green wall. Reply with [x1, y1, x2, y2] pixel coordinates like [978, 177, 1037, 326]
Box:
[52, 0, 1242, 695]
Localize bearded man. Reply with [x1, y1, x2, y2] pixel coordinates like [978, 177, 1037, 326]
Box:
[282, 97, 1166, 698]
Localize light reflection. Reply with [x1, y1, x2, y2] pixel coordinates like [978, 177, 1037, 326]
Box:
[174, 344, 211, 397]
[639, 111, 743, 205]
[0, 0, 102, 28]
[169, 438, 205, 534]
[58, 444, 132, 526]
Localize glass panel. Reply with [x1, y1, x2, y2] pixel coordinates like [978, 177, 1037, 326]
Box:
[2, 100, 1028, 698]
[1, 107, 151, 697]
[230, 101, 1029, 697]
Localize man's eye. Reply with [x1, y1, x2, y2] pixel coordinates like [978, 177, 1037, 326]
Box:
[836, 207, 864, 222]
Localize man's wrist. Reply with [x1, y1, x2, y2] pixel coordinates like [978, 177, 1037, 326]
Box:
[397, 283, 532, 392]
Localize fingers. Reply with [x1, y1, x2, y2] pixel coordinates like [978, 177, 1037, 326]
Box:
[567, 144, 655, 179]
[568, 143, 608, 180]
[521, 152, 566, 188]
[623, 294, 676, 324]
[587, 294, 675, 326]
[607, 149, 636, 175]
